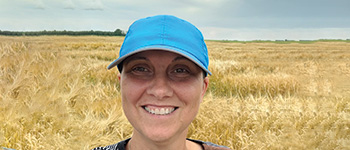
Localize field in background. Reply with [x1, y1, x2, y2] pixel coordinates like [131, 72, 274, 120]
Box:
[0, 36, 349, 149]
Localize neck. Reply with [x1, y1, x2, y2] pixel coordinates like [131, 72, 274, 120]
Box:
[127, 129, 201, 150]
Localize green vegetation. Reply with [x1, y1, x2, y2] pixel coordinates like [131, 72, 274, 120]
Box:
[0, 29, 126, 36]
[208, 39, 350, 44]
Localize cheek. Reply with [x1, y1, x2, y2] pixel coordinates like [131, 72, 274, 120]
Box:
[175, 84, 202, 124]
[120, 76, 149, 105]
[120, 78, 145, 122]
[120, 78, 139, 105]
[175, 82, 203, 105]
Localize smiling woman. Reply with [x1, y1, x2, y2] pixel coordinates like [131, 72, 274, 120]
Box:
[91, 15, 231, 150]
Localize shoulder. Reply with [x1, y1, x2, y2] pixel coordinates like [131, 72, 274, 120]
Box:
[91, 138, 130, 150]
[91, 144, 118, 150]
[202, 142, 232, 150]
[187, 139, 232, 150]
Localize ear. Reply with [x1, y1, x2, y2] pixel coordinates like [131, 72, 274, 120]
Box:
[118, 73, 121, 81]
[200, 77, 209, 103]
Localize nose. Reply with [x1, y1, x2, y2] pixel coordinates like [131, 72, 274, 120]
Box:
[146, 75, 173, 100]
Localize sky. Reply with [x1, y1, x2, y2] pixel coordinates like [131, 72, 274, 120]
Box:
[1, 0, 350, 40]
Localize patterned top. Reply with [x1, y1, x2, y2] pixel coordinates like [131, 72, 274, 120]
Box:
[92, 138, 231, 150]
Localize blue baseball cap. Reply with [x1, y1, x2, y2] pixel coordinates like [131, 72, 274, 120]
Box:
[107, 15, 212, 76]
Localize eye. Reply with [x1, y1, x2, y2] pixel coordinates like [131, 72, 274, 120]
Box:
[170, 67, 191, 78]
[174, 68, 189, 74]
[132, 66, 149, 72]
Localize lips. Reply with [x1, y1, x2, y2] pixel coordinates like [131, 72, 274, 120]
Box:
[143, 106, 178, 115]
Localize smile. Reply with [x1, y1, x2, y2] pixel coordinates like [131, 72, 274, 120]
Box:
[143, 106, 178, 115]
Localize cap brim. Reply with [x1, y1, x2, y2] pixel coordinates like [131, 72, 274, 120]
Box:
[107, 46, 212, 76]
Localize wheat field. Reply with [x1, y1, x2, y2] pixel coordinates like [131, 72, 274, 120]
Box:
[0, 36, 349, 150]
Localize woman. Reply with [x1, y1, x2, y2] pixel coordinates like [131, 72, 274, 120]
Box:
[93, 15, 231, 150]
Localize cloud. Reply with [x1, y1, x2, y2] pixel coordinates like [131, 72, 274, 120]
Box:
[20, 0, 105, 10]
[1, 0, 350, 40]
[63, 0, 75, 9]
[80, 0, 104, 10]
[25, 0, 46, 9]
[201, 27, 350, 40]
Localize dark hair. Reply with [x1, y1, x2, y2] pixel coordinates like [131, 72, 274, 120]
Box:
[117, 62, 123, 73]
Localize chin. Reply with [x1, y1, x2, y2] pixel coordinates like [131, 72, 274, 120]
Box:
[141, 126, 186, 142]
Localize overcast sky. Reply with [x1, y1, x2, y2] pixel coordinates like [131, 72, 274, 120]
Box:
[1, 0, 350, 40]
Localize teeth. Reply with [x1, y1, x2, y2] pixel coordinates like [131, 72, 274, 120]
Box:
[144, 106, 176, 115]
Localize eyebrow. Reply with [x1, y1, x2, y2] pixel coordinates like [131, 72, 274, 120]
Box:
[172, 56, 188, 62]
[125, 55, 188, 65]
[124, 56, 148, 65]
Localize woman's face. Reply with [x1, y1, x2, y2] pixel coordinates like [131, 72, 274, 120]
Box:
[119, 50, 209, 142]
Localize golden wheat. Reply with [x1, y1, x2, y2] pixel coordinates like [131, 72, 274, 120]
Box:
[1, 36, 349, 150]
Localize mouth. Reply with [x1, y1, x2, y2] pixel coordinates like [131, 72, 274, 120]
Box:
[142, 106, 178, 115]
